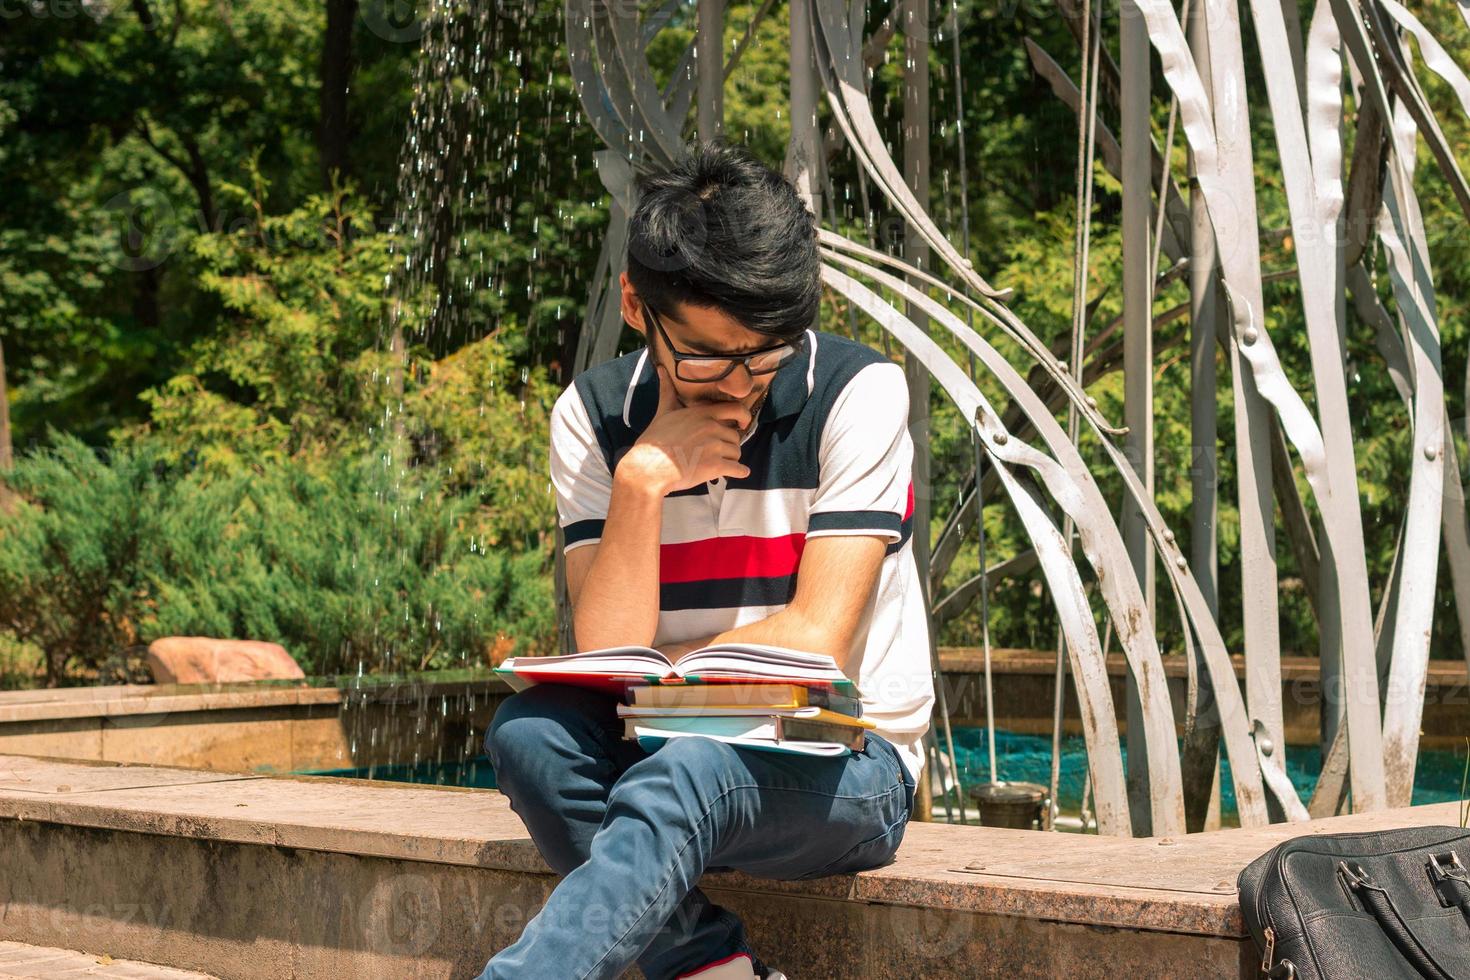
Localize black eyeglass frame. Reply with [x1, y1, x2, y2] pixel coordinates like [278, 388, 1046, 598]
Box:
[643, 303, 805, 383]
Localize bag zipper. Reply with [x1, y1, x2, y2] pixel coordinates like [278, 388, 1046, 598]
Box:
[1251, 847, 1283, 975]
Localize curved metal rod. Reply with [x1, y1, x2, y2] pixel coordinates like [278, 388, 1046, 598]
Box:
[1251, 720, 1310, 821]
[1241, 0, 1348, 812]
[564, 0, 635, 156]
[818, 229, 1126, 438]
[665, 41, 699, 132]
[587, 1, 655, 148]
[928, 265, 1200, 598]
[589, 203, 632, 368]
[827, 252, 1288, 831]
[578, 0, 682, 167]
[933, 550, 1040, 626]
[1133, 0, 1388, 811]
[1359, 0, 1470, 224]
[1023, 36, 1190, 262]
[1376, 100, 1446, 808]
[603, 0, 688, 165]
[824, 263, 1132, 836]
[725, 0, 781, 83]
[824, 253, 1275, 824]
[575, 209, 619, 374]
[809, 0, 1012, 301]
[1375, 0, 1470, 121]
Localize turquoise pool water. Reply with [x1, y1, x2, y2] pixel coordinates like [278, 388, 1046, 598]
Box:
[936, 728, 1469, 817]
[308, 726, 1468, 818]
[313, 756, 499, 789]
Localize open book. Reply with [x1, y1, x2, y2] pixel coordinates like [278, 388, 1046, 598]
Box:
[495, 642, 858, 697]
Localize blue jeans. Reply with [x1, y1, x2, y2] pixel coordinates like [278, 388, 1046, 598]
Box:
[476, 683, 916, 980]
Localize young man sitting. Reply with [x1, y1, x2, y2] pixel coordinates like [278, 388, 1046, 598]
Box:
[477, 142, 935, 980]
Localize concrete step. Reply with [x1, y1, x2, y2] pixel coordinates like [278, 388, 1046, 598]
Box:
[0, 942, 218, 979]
[4, 753, 1466, 978]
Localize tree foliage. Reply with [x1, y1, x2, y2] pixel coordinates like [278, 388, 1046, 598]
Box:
[2, 0, 1468, 686]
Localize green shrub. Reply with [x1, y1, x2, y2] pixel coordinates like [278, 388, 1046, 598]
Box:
[0, 436, 169, 685]
[0, 435, 555, 686]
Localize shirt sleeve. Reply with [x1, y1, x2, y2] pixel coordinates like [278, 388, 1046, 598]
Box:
[548, 384, 614, 553]
[807, 361, 914, 543]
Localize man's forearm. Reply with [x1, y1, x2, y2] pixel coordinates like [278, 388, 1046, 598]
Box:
[665, 610, 860, 677]
[573, 469, 665, 650]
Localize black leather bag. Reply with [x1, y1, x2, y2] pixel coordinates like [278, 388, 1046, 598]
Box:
[1237, 826, 1470, 979]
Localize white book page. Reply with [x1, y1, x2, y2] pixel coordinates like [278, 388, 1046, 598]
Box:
[628, 727, 852, 757]
[618, 705, 827, 719]
[681, 643, 837, 668]
[500, 646, 670, 674]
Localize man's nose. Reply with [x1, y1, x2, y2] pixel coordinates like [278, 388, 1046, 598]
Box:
[715, 363, 755, 399]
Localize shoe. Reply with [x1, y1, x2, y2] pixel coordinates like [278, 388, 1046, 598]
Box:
[675, 950, 790, 980]
[677, 953, 759, 979]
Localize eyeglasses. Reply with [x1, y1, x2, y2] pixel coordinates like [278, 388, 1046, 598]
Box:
[644, 303, 804, 383]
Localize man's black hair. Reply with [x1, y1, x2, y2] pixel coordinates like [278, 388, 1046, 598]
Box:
[625, 141, 820, 343]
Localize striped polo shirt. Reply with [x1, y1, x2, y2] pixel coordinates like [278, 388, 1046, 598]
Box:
[549, 329, 935, 782]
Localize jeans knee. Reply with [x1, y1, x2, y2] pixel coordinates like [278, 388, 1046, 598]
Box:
[484, 685, 602, 774]
[484, 691, 543, 768]
[615, 736, 737, 806]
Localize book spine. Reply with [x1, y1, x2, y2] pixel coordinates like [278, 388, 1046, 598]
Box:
[776, 717, 867, 752]
[806, 687, 863, 719]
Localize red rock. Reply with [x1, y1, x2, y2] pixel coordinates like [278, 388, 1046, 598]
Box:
[146, 637, 306, 685]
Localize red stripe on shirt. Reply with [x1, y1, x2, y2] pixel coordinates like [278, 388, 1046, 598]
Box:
[903, 482, 914, 520]
[660, 533, 807, 584]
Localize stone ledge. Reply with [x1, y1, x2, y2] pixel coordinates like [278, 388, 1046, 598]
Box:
[0, 940, 219, 979]
[2, 753, 1464, 944]
[0, 672, 508, 725]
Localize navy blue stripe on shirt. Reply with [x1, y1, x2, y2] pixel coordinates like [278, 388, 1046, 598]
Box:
[659, 574, 799, 612]
[667, 482, 710, 498]
[808, 510, 903, 536]
[886, 513, 913, 556]
[564, 519, 606, 546]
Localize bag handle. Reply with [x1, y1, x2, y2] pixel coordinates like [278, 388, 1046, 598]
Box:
[1340, 861, 1466, 980]
[1428, 852, 1470, 926]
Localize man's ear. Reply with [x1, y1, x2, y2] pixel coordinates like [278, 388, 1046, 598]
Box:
[619, 272, 646, 338]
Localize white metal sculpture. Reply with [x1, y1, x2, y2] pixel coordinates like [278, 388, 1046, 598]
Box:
[559, 0, 1470, 835]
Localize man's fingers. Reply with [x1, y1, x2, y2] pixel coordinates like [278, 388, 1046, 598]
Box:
[702, 422, 744, 449]
[697, 401, 753, 431]
[653, 364, 680, 418]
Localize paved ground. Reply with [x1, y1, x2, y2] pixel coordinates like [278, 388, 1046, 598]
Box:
[0, 942, 217, 979]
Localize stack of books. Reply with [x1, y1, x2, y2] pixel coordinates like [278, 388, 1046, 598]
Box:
[495, 642, 873, 757]
[618, 679, 873, 757]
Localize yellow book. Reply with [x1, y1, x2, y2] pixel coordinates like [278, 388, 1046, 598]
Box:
[616, 704, 876, 730]
[629, 682, 809, 709]
[627, 682, 864, 719]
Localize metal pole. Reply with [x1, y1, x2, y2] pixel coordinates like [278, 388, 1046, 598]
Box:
[697, 0, 725, 141]
[975, 435, 998, 785]
[949, 0, 993, 800]
[786, 0, 821, 214]
[1055, 0, 1101, 832]
[1120, 0, 1154, 839]
[1185, 0, 1223, 835]
[903, 0, 949, 821]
